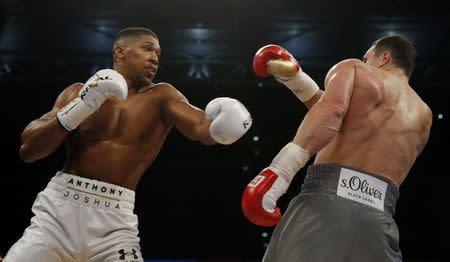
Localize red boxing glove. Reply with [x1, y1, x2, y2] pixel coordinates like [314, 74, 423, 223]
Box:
[241, 168, 289, 227]
[252, 44, 300, 78]
[242, 143, 311, 227]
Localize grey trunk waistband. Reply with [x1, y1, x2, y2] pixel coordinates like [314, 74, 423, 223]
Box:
[301, 164, 399, 215]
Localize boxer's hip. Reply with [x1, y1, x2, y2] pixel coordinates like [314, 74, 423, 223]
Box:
[9, 171, 141, 261]
[301, 163, 399, 215]
[44, 171, 135, 213]
[263, 164, 402, 261]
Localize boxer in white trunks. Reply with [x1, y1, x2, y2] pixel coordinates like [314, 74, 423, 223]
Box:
[5, 27, 252, 262]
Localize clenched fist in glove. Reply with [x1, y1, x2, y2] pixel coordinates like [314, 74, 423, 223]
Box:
[205, 97, 252, 145]
[241, 142, 311, 226]
[253, 44, 320, 102]
[57, 69, 128, 131]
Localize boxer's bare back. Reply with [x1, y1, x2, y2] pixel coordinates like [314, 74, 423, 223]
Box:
[313, 55, 432, 186]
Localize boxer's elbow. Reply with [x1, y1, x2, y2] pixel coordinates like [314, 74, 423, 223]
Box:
[329, 104, 347, 123]
[318, 99, 346, 121]
[197, 119, 217, 145]
[183, 123, 216, 146]
[319, 103, 347, 135]
[200, 138, 216, 146]
[198, 127, 216, 146]
[19, 143, 39, 163]
[296, 102, 346, 153]
[19, 142, 53, 163]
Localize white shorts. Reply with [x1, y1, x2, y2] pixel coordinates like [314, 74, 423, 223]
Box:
[4, 171, 143, 262]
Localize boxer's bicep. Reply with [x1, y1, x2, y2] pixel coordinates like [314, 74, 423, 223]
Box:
[164, 93, 213, 144]
[293, 61, 357, 154]
[320, 60, 358, 113]
[23, 84, 81, 131]
[19, 84, 81, 162]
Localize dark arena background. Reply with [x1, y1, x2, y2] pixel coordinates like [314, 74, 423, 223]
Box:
[1, 0, 449, 261]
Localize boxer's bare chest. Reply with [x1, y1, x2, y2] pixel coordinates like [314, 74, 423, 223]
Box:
[75, 93, 167, 145]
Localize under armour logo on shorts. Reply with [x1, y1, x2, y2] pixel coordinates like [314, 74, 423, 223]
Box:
[118, 248, 138, 260]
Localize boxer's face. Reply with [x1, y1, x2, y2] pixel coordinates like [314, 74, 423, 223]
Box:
[362, 45, 391, 69]
[362, 46, 379, 66]
[122, 34, 161, 88]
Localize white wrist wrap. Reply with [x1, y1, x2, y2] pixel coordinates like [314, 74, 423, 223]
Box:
[56, 97, 94, 131]
[276, 71, 320, 102]
[262, 176, 289, 213]
[270, 142, 311, 183]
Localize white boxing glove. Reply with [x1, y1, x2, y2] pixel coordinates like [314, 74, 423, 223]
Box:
[205, 97, 252, 145]
[57, 69, 128, 131]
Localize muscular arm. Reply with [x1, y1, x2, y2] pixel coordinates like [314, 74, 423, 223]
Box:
[293, 59, 358, 154]
[163, 87, 216, 145]
[19, 84, 81, 162]
[303, 90, 323, 109]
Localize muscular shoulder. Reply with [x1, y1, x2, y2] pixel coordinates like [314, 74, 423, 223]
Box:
[336, 58, 363, 67]
[335, 59, 386, 88]
[330, 59, 364, 72]
[330, 59, 379, 75]
[151, 82, 188, 103]
[325, 59, 364, 87]
[150, 82, 192, 127]
[326, 59, 364, 77]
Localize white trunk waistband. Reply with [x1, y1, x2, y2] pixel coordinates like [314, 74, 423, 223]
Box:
[45, 171, 136, 213]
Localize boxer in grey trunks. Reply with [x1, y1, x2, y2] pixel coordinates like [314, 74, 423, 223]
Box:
[264, 164, 401, 261]
[242, 35, 432, 261]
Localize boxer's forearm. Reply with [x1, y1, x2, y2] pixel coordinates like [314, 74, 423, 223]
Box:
[189, 118, 217, 146]
[292, 101, 345, 154]
[19, 113, 69, 163]
[294, 60, 356, 153]
[303, 90, 324, 109]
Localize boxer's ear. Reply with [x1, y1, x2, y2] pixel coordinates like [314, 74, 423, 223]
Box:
[379, 50, 392, 67]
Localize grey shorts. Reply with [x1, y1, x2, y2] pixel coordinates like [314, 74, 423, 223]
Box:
[4, 171, 143, 262]
[263, 164, 402, 262]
